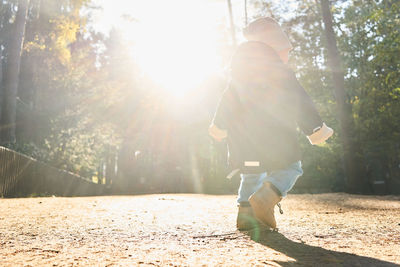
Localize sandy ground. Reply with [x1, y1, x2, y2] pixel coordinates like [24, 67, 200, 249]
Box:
[0, 193, 399, 266]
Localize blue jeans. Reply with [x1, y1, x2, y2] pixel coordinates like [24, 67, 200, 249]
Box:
[237, 161, 303, 203]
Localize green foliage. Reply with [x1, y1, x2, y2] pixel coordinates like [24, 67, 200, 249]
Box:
[249, 0, 400, 193]
[0, 0, 398, 193]
[0, 0, 122, 178]
[339, 1, 400, 189]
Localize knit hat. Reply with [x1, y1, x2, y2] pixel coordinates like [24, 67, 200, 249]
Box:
[243, 17, 292, 52]
[230, 41, 286, 85]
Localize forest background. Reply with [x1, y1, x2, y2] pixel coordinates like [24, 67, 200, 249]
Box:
[0, 0, 399, 195]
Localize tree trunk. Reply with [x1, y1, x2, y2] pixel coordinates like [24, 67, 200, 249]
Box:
[227, 0, 237, 46]
[320, 0, 367, 193]
[16, 0, 41, 143]
[0, 3, 14, 127]
[32, 0, 41, 19]
[244, 0, 248, 26]
[0, 49, 3, 122]
[2, 0, 30, 143]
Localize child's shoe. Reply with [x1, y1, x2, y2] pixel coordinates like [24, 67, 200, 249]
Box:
[236, 202, 258, 230]
[248, 182, 282, 229]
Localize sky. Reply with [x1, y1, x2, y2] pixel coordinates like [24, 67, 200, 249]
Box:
[90, 0, 247, 36]
[88, 0, 250, 96]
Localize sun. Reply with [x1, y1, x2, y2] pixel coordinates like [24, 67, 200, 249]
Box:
[113, 0, 224, 98]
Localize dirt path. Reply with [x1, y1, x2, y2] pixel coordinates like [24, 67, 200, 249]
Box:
[1, 193, 399, 266]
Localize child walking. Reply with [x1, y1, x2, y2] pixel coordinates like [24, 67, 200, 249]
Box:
[209, 17, 333, 230]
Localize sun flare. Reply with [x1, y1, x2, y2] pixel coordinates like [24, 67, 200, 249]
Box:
[97, 0, 226, 98]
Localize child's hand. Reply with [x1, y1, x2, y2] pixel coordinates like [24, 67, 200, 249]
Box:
[208, 124, 228, 142]
[307, 123, 334, 145]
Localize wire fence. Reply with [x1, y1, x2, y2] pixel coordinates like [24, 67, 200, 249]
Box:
[0, 146, 104, 198]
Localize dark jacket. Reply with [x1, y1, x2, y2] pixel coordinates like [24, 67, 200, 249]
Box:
[212, 67, 322, 173]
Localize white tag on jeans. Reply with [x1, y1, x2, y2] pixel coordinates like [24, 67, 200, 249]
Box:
[244, 161, 260, 167]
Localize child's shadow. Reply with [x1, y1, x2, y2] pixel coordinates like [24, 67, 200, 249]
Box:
[244, 228, 398, 266]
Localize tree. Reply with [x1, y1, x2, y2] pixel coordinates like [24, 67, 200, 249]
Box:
[338, 0, 400, 194]
[227, 0, 237, 46]
[320, 0, 367, 193]
[2, 0, 30, 143]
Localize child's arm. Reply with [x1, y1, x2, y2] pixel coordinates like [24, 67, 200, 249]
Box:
[209, 88, 231, 142]
[287, 70, 334, 145]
